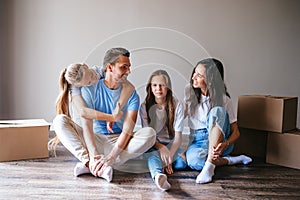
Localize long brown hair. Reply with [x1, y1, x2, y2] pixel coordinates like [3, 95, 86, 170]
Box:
[49, 63, 84, 156]
[189, 58, 227, 116]
[144, 70, 175, 139]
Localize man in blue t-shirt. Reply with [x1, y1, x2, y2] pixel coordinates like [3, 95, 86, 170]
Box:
[80, 47, 155, 180]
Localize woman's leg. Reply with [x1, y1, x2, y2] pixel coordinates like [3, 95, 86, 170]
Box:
[186, 129, 209, 170]
[196, 107, 229, 184]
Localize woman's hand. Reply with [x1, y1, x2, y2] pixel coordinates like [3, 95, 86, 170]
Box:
[211, 142, 227, 161]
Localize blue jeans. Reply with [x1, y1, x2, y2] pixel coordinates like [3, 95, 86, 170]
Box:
[186, 106, 234, 170]
[146, 142, 187, 179]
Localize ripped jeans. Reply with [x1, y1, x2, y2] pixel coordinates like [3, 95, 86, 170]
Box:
[186, 106, 234, 170]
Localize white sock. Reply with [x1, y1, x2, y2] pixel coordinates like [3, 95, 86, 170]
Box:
[224, 155, 252, 165]
[196, 161, 215, 184]
[73, 162, 90, 177]
[98, 165, 113, 183]
[154, 173, 171, 191]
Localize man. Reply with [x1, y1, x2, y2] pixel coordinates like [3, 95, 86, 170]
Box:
[80, 47, 156, 180]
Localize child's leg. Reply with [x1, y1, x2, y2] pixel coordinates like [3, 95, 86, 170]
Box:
[148, 153, 171, 191]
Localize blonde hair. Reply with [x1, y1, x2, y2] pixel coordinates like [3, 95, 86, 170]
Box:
[48, 63, 85, 156]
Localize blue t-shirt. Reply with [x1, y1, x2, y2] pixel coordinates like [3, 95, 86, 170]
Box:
[81, 79, 139, 134]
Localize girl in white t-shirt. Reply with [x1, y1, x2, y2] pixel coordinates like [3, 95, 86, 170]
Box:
[184, 58, 252, 184]
[140, 70, 187, 191]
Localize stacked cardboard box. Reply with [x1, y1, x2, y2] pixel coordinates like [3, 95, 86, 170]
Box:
[236, 95, 299, 169]
[0, 119, 50, 162]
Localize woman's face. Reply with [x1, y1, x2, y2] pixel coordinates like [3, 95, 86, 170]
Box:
[76, 64, 99, 87]
[150, 75, 168, 101]
[192, 64, 207, 90]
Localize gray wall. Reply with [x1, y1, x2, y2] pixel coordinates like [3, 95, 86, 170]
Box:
[1, 0, 300, 127]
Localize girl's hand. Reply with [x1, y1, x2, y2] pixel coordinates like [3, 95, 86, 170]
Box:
[112, 103, 123, 121]
[159, 145, 172, 167]
[164, 164, 173, 175]
[107, 122, 114, 133]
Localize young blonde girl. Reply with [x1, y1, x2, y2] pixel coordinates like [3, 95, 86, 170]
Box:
[184, 58, 252, 184]
[139, 70, 187, 191]
[49, 63, 134, 181]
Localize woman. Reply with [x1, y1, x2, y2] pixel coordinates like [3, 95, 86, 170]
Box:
[184, 58, 252, 184]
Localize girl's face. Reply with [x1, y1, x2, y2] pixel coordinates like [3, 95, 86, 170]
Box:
[192, 64, 207, 90]
[151, 75, 168, 100]
[76, 64, 99, 87]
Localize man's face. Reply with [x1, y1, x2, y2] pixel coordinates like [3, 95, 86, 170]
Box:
[111, 55, 131, 83]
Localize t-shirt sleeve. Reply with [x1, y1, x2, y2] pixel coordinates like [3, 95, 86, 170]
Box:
[127, 90, 140, 111]
[81, 85, 95, 109]
[139, 102, 149, 127]
[174, 100, 184, 132]
[70, 85, 81, 97]
[92, 66, 106, 79]
[225, 97, 237, 123]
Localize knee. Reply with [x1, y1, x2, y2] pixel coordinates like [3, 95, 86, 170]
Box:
[52, 114, 70, 131]
[209, 106, 226, 119]
[173, 156, 187, 170]
[186, 148, 207, 170]
[143, 127, 156, 146]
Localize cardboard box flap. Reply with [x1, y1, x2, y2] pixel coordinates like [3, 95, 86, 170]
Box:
[0, 119, 50, 128]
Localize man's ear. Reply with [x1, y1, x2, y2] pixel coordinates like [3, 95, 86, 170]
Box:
[106, 64, 113, 72]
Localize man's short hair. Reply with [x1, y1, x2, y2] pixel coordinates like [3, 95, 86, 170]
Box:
[102, 47, 130, 68]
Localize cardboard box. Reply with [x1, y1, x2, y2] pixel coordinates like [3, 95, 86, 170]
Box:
[266, 130, 300, 170]
[231, 128, 268, 159]
[0, 119, 50, 162]
[237, 95, 298, 133]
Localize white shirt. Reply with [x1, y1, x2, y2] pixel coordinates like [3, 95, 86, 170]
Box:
[139, 97, 184, 143]
[184, 85, 236, 130]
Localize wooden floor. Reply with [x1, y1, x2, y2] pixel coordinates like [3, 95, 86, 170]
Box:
[0, 141, 299, 199]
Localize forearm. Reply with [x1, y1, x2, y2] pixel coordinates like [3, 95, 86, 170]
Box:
[108, 132, 132, 159]
[226, 122, 240, 146]
[169, 132, 182, 158]
[81, 107, 114, 121]
[81, 117, 99, 157]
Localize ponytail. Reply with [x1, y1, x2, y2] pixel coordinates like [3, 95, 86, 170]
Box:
[55, 68, 70, 116]
[48, 68, 71, 156]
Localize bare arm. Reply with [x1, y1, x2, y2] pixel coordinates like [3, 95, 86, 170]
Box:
[226, 122, 240, 146]
[73, 95, 122, 122]
[169, 131, 182, 159]
[213, 121, 240, 157]
[103, 110, 138, 165]
[118, 80, 135, 109]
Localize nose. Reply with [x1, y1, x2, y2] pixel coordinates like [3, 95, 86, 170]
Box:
[126, 67, 131, 74]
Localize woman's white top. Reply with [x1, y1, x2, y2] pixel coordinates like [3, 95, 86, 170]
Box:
[184, 85, 236, 130]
